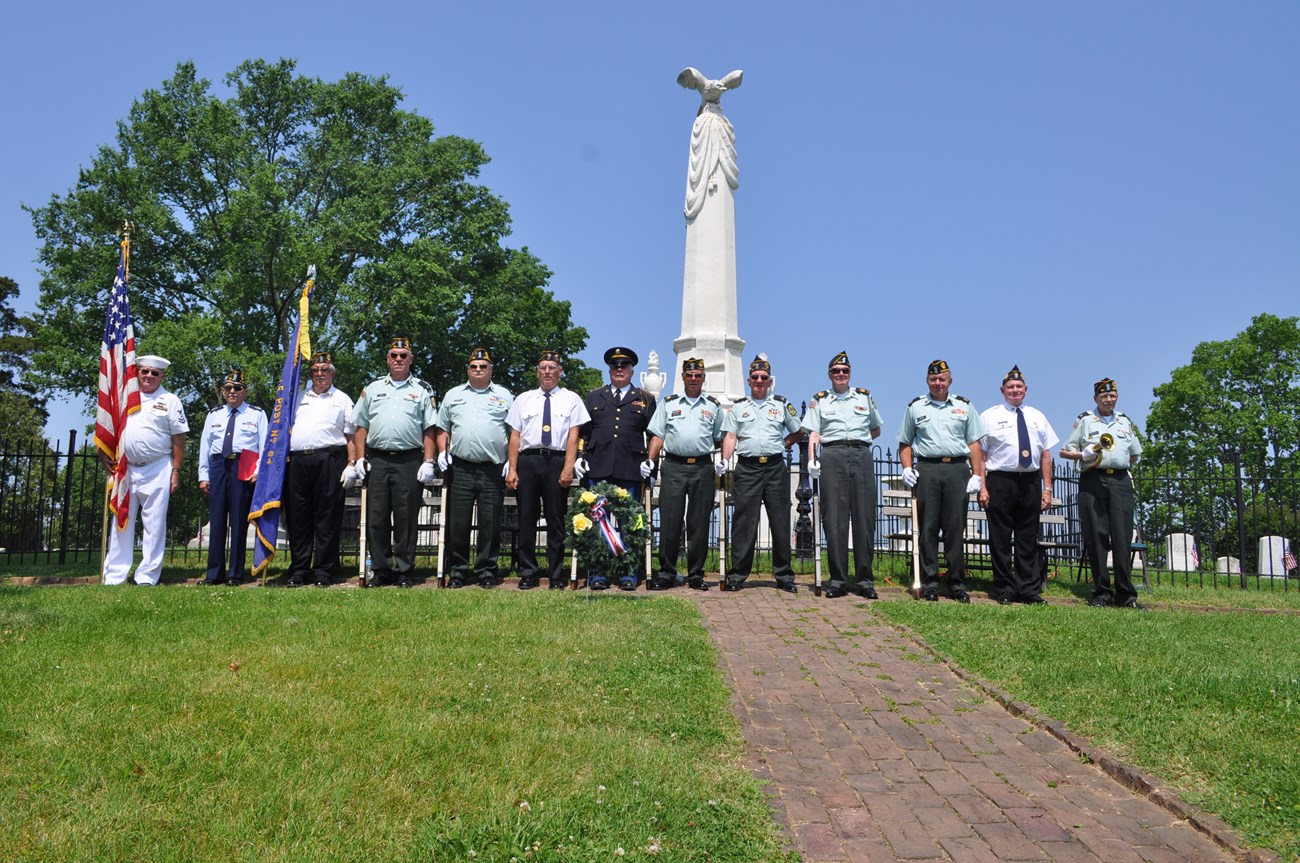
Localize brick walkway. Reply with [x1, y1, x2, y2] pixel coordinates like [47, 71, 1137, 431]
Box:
[691, 585, 1239, 863]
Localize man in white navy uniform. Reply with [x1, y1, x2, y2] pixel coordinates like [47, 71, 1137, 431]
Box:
[101, 355, 188, 585]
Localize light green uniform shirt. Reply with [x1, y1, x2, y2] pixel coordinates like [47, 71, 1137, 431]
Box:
[722, 396, 801, 456]
[437, 382, 514, 463]
[897, 395, 985, 457]
[648, 394, 724, 457]
[1063, 410, 1142, 470]
[350, 375, 438, 451]
[802, 388, 882, 443]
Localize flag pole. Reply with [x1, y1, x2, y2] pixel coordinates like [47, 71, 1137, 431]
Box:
[100, 220, 135, 571]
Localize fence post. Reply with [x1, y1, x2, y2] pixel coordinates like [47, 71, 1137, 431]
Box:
[58, 430, 78, 565]
[1232, 451, 1247, 589]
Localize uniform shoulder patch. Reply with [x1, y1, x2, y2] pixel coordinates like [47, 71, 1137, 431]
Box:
[855, 387, 870, 395]
[785, 402, 797, 417]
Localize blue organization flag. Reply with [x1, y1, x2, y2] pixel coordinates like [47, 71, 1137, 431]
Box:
[249, 272, 314, 577]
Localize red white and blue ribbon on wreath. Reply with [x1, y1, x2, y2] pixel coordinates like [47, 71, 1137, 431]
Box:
[589, 496, 627, 556]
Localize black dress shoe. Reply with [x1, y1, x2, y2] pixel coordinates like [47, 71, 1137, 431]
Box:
[1020, 595, 1047, 605]
[479, 576, 496, 589]
[1087, 596, 1109, 607]
[824, 585, 848, 599]
[314, 575, 331, 587]
[588, 576, 609, 590]
[721, 579, 742, 592]
[618, 577, 637, 591]
[285, 573, 305, 587]
[648, 576, 674, 591]
[548, 578, 567, 590]
[687, 577, 709, 591]
[1120, 599, 1148, 611]
[775, 582, 797, 594]
[397, 575, 413, 588]
[448, 576, 465, 589]
[858, 585, 879, 600]
[950, 591, 971, 604]
[518, 577, 537, 590]
[201, 577, 223, 586]
[921, 590, 939, 602]
[226, 576, 245, 587]
[997, 592, 1013, 606]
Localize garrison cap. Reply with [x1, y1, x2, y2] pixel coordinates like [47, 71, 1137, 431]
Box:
[1094, 377, 1117, 395]
[927, 359, 950, 376]
[748, 354, 771, 374]
[1003, 365, 1024, 385]
[828, 351, 850, 370]
[682, 357, 705, 373]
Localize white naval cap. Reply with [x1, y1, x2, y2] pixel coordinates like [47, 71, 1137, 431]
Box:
[137, 355, 171, 369]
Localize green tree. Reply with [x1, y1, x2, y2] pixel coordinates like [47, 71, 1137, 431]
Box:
[26, 58, 590, 418]
[0, 276, 46, 426]
[1145, 313, 1300, 475]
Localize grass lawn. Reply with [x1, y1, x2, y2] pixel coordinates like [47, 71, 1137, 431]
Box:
[0, 584, 794, 863]
[875, 598, 1300, 862]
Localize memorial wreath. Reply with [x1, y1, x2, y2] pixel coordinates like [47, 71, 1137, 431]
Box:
[566, 482, 649, 578]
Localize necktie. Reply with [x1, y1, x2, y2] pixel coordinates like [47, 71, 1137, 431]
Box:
[221, 407, 237, 457]
[1016, 407, 1032, 469]
[541, 391, 552, 447]
[615, 387, 624, 404]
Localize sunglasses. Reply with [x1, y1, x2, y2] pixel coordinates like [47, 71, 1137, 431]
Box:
[388, 352, 411, 359]
[683, 372, 704, 379]
[138, 369, 162, 377]
[749, 374, 770, 382]
[223, 384, 246, 392]
[468, 363, 491, 371]
[830, 367, 850, 375]
[310, 366, 333, 374]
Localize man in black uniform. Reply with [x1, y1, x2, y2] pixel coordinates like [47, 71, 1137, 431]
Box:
[575, 346, 657, 590]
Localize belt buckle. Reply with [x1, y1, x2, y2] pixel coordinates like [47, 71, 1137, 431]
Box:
[685, 456, 697, 464]
[941, 457, 953, 463]
[757, 455, 770, 464]
[1106, 468, 1116, 475]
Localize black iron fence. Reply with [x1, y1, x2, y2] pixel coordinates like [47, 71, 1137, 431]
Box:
[2, 431, 1295, 590]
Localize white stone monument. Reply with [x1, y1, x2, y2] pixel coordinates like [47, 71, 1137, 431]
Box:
[1165, 532, 1198, 571]
[1214, 556, 1242, 575]
[1258, 535, 1287, 576]
[672, 67, 746, 403]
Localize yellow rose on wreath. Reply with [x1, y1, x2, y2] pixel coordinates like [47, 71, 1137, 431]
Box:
[616, 488, 630, 499]
[572, 513, 593, 532]
[579, 491, 597, 505]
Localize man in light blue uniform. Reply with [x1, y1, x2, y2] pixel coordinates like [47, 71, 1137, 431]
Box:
[198, 368, 268, 585]
[1060, 377, 1145, 609]
[436, 347, 513, 588]
[349, 337, 439, 587]
[898, 359, 985, 603]
[646, 357, 724, 591]
[720, 355, 804, 593]
[803, 351, 883, 599]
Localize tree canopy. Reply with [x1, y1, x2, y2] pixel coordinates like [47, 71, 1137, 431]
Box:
[26, 59, 592, 416]
[0, 276, 47, 439]
[1144, 313, 1300, 474]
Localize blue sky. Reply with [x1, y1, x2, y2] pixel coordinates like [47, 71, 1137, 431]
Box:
[4, 1, 1297, 446]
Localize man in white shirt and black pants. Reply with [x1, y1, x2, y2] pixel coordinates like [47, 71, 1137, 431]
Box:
[285, 351, 355, 587]
[978, 365, 1059, 604]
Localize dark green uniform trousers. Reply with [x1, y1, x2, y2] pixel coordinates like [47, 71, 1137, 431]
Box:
[916, 458, 970, 594]
[727, 458, 794, 587]
[819, 443, 876, 591]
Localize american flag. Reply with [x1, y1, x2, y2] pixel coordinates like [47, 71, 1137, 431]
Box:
[94, 241, 140, 530]
[1284, 541, 1297, 572]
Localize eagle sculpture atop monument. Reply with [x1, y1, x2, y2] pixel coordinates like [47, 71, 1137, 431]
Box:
[677, 67, 744, 221]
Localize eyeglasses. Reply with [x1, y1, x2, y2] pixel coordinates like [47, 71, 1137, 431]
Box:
[683, 372, 704, 380]
[223, 384, 245, 392]
[468, 363, 491, 371]
[749, 374, 770, 382]
[138, 369, 162, 377]
[829, 368, 850, 375]
[310, 367, 332, 374]
[388, 352, 411, 360]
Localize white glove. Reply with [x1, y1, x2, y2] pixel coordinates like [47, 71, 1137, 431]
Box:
[640, 458, 654, 479]
[714, 458, 728, 477]
[340, 464, 357, 488]
[808, 460, 821, 480]
[437, 451, 452, 472]
[574, 457, 589, 481]
[1081, 444, 1100, 465]
[354, 458, 368, 483]
[417, 461, 436, 484]
[902, 467, 919, 488]
[965, 475, 982, 494]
